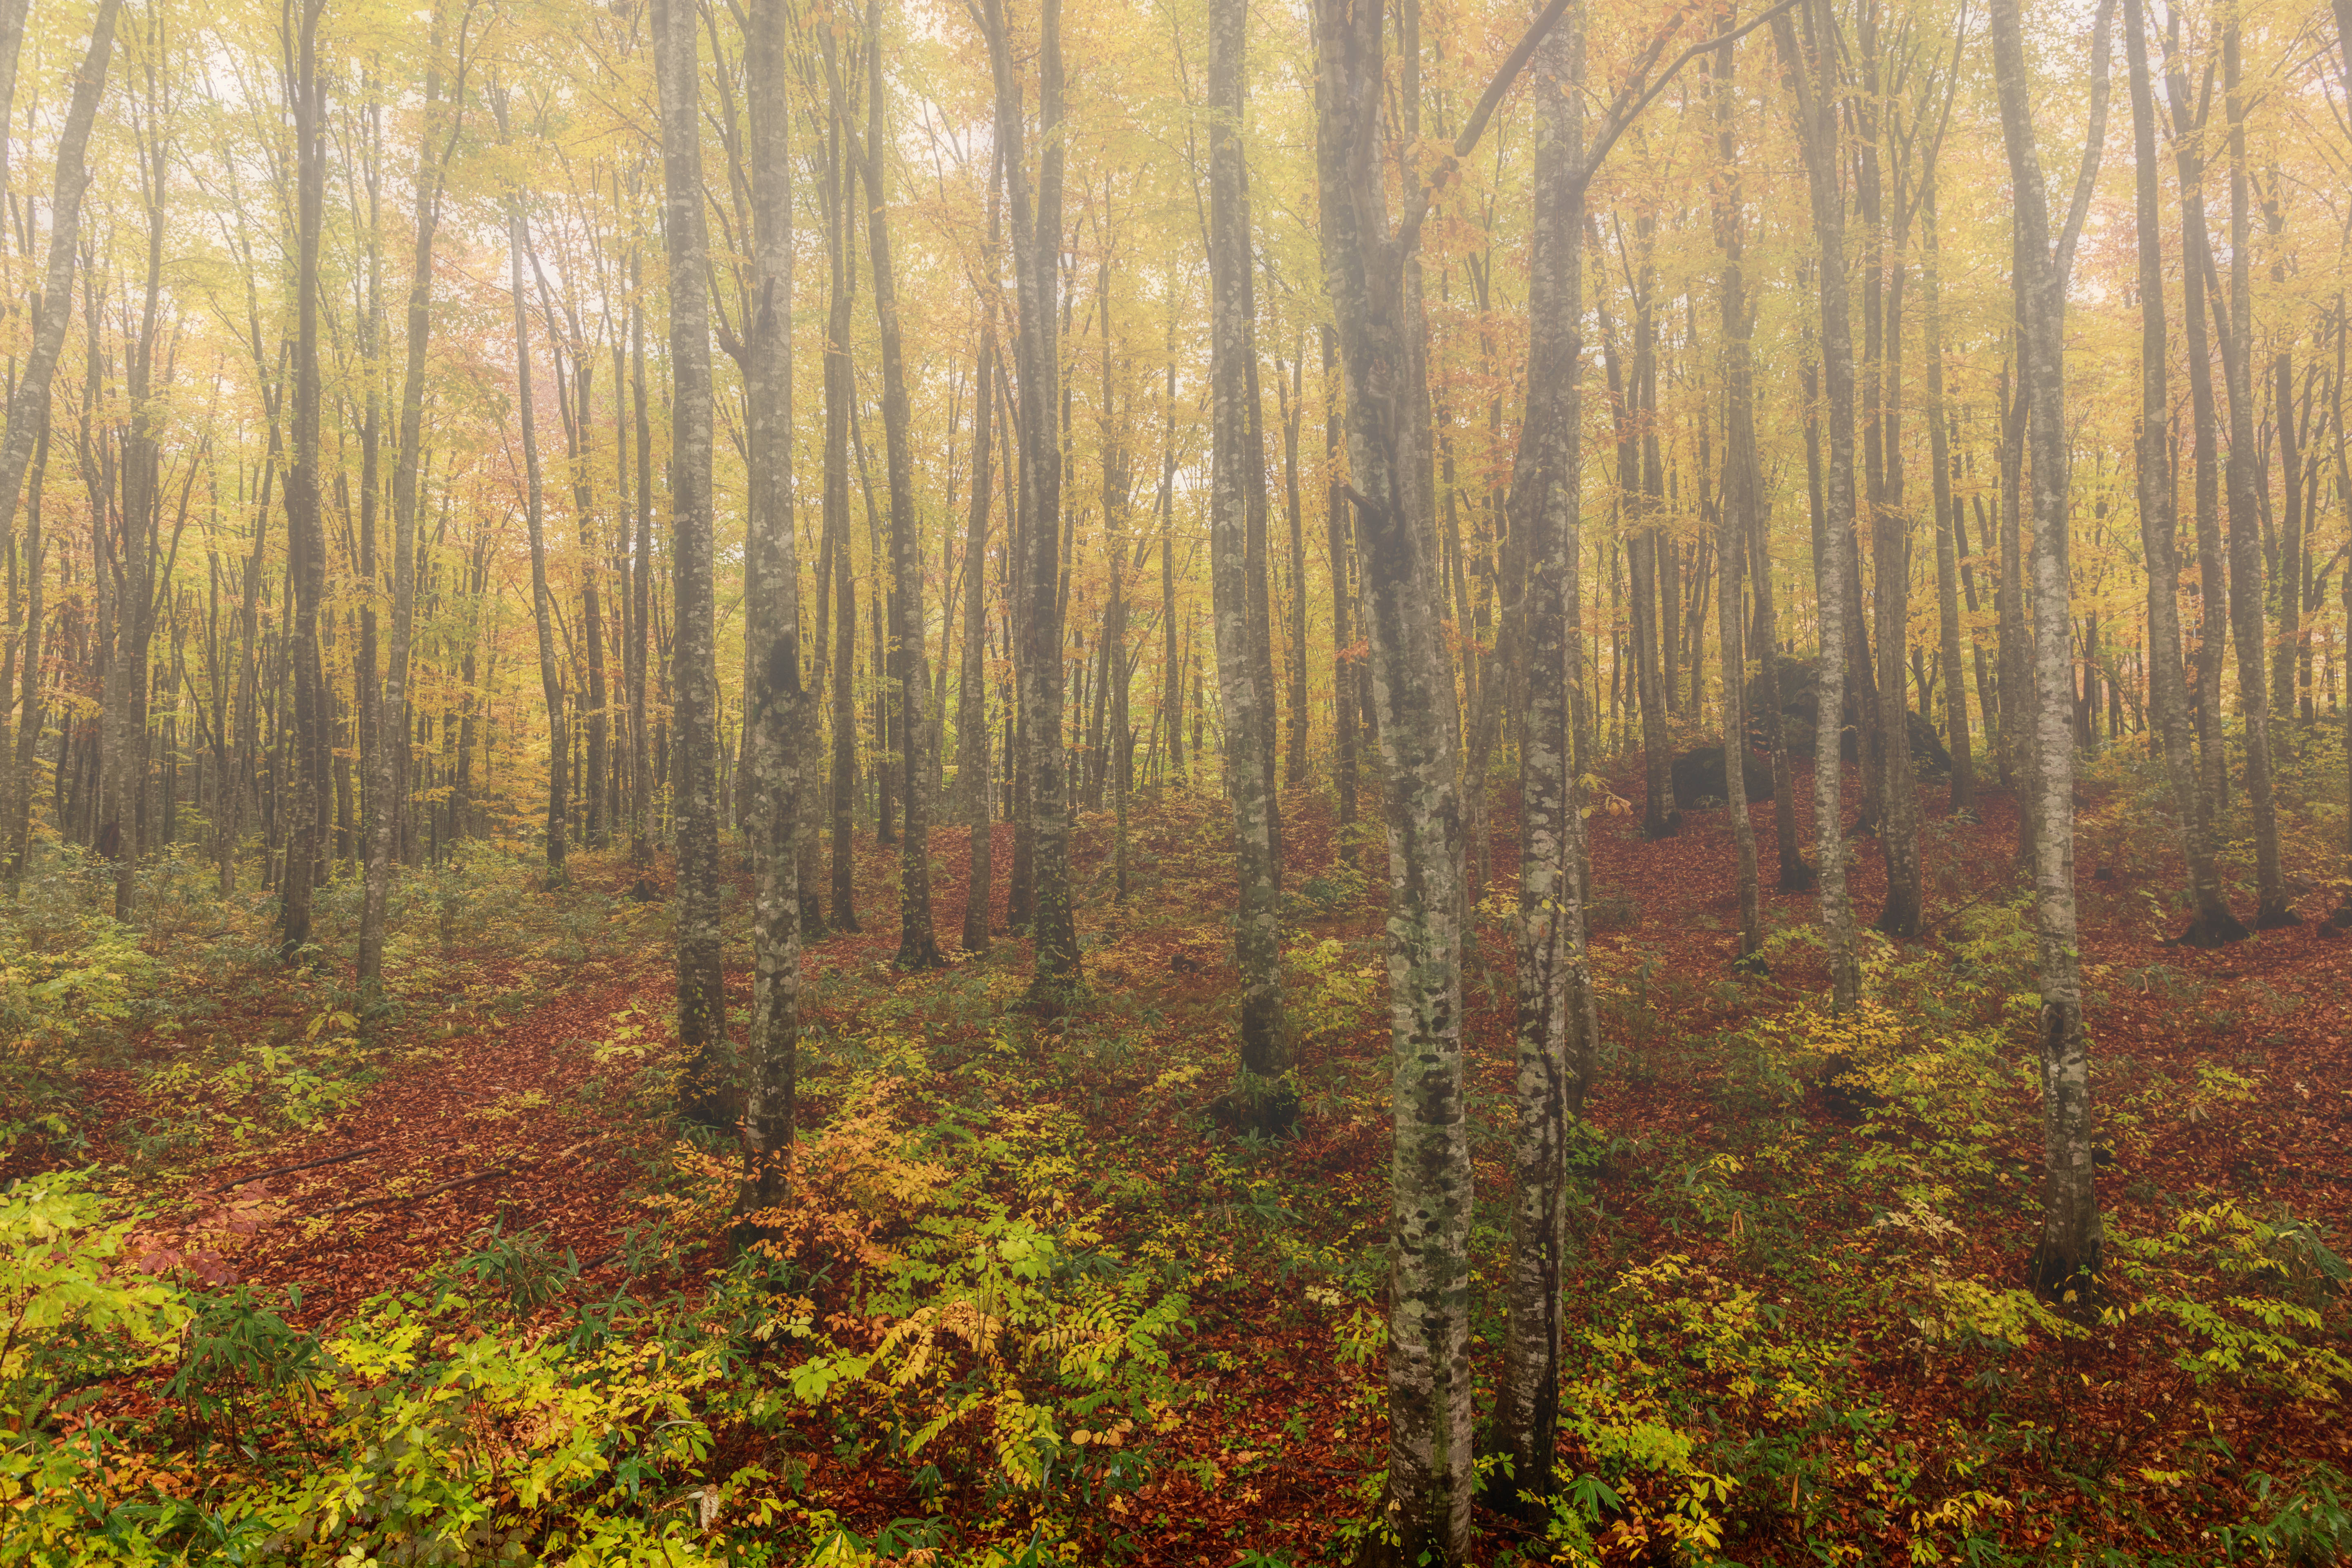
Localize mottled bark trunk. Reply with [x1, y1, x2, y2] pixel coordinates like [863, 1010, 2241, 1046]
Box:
[1776, 0, 1858, 1008]
[1495, 14, 1599, 1520]
[1209, 0, 1288, 1125]
[657, 0, 728, 1111]
[1992, 0, 2103, 1293]
[744, 0, 804, 1202]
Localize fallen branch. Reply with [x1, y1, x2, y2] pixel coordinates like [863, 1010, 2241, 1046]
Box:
[317, 1163, 512, 1217]
[228, 1146, 381, 1187]
[307, 1134, 607, 1219]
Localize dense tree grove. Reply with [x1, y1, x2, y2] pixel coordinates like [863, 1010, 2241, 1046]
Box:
[9, 0, 2352, 1557]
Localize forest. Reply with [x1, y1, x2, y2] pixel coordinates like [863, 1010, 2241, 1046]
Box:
[4, 0, 2352, 1557]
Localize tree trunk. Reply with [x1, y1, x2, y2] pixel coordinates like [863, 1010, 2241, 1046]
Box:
[1922, 180, 1976, 819]
[1714, 33, 1762, 963]
[823, 94, 860, 933]
[1776, 0, 1858, 1009]
[1324, 326, 1356, 830]
[2123, 0, 2243, 947]
[657, 0, 728, 1114]
[959, 165, 1001, 953]
[1209, 0, 1289, 1127]
[743, 0, 804, 1202]
[360, 14, 457, 1003]
[976, 0, 1079, 1005]
[2216, 24, 2294, 929]
[505, 192, 568, 876]
[859, 2, 941, 969]
[1992, 0, 2103, 1294]
[2163, 34, 2228, 826]
[281, 0, 326, 963]
[1494, 11, 1600, 1519]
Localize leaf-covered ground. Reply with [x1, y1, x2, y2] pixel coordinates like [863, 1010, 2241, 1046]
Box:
[12, 742, 2352, 1565]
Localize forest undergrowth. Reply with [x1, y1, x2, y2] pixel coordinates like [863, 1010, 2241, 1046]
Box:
[7, 741, 2352, 1567]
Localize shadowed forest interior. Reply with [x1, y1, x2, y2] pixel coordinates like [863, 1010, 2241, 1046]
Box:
[7, 0, 2352, 1559]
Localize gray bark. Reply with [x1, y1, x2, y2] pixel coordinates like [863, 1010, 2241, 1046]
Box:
[975, 0, 1079, 1003]
[2123, 0, 2242, 946]
[2216, 25, 2294, 929]
[743, 0, 805, 1201]
[360, 12, 462, 1002]
[1776, 0, 1858, 1009]
[656, 0, 728, 1108]
[1209, 0, 1288, 1125]
[1991, 0, 2103, 1293]
[858, 3, 941, 969]
[1494, 10, 1600, 1520]
[1714, 34, 1762, 962]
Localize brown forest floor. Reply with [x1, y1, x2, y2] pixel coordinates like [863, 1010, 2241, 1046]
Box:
[47, 749, 2352, 1565]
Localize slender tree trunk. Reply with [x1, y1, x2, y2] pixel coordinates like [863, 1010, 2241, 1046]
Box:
[629, 274, 658, 898]
[959, 167, 1001, 953]
[823, 98, 860, 932]
[2124, 0, 2243, 946]
[1923, 180, 1976, 818]
[1714, 33, 1761, 962]
[1324, 326, 1356, 830]
[858, 4, 941, 969]
[1992, 0, 2103, 1293]
[657, 0, 727, 1111]
[1494, 11, 1599, 1518]
[2216, 25, 2294, 928]
[1777, 0, 1858, 1008]
[1280, 349, 1310, 789]
[281, 0, 326, 962]
[505, 191, 568, 875]
[1209, 0, 1288, 1125]
[2163, 36, 2227, 825]
[977, 0, 1079, 1004]
[743, 0, 804, 1202]
[359, 16, 457, 1003]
